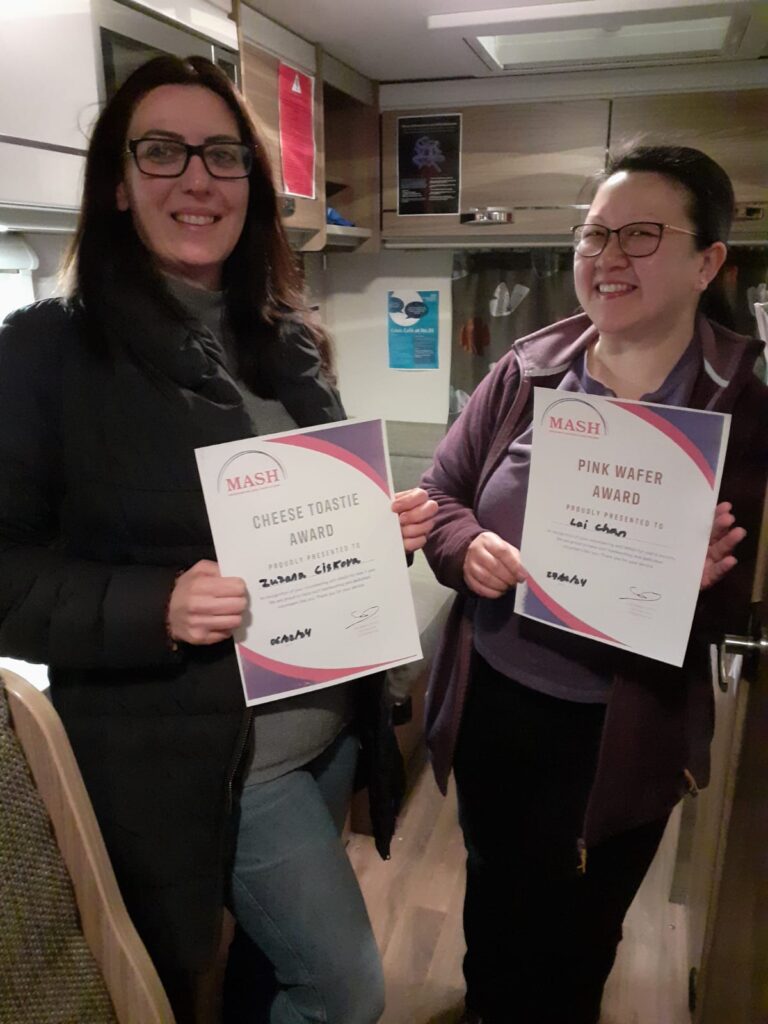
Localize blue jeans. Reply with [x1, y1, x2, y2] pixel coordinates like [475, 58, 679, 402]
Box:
[224, 729, 385, 1024]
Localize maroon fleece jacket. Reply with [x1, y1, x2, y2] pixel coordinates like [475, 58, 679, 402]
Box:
[422, 312, 768, 848]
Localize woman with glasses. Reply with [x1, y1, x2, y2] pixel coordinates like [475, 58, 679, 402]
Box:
[0, 56, 436, 1024]
[420, 145, 768, 1024]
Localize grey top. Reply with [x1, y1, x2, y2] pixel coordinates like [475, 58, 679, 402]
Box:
[474, 337, 701, 703]
[166, 276, 353, 781]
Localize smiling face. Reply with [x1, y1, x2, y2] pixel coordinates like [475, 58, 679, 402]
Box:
[116, 84, 249, 290]
[574, 170, 725, 347]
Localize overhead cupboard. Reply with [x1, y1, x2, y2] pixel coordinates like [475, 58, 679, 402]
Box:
[0, 1, 764, 248]
[381, 101, 610, 243]
[380, 88, 768, 245]
[238, 3, 380, 252]
[0, 0, 240, 230]
[609, 90, 768, 237]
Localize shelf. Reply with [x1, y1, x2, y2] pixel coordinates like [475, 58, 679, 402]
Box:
[325, 225, 372, 250]
[285, 224, 325, 251]
[326, 179, 349, 199]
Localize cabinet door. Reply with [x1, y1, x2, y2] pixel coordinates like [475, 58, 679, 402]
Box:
[0, 144, 83, 211]
[121, 0, 237, 48]
[0, 2, 99, 152]
[241, 42, 326, 250]
[611, 91, 768, 238]
[691, 490, 768, 1023]
[382, 100, 609, 239]
[324, 83, 380, 251]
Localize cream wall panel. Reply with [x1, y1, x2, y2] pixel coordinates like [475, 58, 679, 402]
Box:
[128, 0, 237, 47]
[324, 251, 452, 425]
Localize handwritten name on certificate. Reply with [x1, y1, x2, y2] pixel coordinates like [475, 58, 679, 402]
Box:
[195, 420, 422, 705]
[514, 389, 731, 667]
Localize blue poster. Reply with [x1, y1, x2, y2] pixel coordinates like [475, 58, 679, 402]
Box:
[387, 290, 439, 369]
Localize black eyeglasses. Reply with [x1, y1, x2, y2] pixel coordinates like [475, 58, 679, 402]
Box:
[572, 221, 698, 258]
[127, 137, 253, 179]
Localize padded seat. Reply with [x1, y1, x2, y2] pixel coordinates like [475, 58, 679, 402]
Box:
[0, 670, 175, 1024]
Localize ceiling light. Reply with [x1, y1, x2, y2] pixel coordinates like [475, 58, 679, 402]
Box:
[429, 0, 760, 70]
[477, 17, 732, 67]
[427, 0, 752, 35]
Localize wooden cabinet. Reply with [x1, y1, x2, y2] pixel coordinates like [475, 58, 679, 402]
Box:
[382, 100, 610, 241]
[323, 66, 380, 252]
[610, 90, 768, 239]
[238, 39, 381, 250]
[240, 40, 326, 250]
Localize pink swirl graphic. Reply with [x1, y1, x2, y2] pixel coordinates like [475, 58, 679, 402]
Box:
[238, 643, 392, 683]
[526, 575, 625, 646]
[270, 434, 390, 495]
[612, 402, 715, 489]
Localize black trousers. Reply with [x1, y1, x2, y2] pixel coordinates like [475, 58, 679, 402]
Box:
[453, 653, 668, 1024]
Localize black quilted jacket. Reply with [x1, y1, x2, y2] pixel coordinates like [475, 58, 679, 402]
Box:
[0, 293, 402, 975]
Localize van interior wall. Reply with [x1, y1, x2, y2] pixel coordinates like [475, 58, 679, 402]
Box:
[26, 234, 72, 301]
[311, 250, 452, 425]
[0, 234, 71, 347]
[0, 233, 73, 690]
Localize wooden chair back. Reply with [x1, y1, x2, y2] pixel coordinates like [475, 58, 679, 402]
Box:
[1, 669, 175, 1024]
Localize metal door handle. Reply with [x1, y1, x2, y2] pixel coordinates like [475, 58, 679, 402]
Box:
[718, 633, 768, 691]
[722, 635, 768, 656]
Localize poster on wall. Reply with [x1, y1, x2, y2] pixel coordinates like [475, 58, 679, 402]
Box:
[278, 62, 316, 199]
[388, 290, 439, 369]
[397, 114, 461, 216]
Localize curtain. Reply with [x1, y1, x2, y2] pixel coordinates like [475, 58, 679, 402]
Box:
[449, 250, 577, 414]
[449, 245, 768, 413]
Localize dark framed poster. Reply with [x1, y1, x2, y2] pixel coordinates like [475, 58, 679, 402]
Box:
[397, 114, 461, 216]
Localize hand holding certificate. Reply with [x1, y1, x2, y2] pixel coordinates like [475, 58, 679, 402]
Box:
[196, 419, 422, 705]
[514, 388, 731, 666]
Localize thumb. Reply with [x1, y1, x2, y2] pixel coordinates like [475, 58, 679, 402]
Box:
[190, 559, 221, 577]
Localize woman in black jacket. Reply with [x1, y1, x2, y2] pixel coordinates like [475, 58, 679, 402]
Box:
[0, 56, 434, 1024]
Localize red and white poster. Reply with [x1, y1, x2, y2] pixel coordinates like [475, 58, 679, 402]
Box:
[278, 63, 316, 199]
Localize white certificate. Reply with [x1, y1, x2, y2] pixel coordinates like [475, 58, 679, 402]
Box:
[195, 419, 422, 705]
[514, 388, 731, 667]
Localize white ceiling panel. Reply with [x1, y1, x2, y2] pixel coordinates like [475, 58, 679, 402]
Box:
[242, 0, 767, 80]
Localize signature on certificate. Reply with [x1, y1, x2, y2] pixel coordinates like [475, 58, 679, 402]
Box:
[619, 587, 661, 603]
[346, 606, 380, 629]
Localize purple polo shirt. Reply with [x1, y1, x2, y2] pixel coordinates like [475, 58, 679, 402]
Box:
[473, 338, 702, 702]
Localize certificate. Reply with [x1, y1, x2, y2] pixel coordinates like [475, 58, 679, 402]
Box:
[514, 388, 731, 666]
[195, 420, 422, 705]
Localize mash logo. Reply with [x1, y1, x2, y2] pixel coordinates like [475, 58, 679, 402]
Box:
[543, 398, 607, 439]
[217, 450, 286, 495]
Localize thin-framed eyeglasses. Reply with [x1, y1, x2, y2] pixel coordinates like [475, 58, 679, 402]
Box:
[127, 137, 253, 179]
[572, 222, 699, 258]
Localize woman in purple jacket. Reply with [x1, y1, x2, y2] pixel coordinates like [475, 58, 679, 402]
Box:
[421, 146, 768, 1024]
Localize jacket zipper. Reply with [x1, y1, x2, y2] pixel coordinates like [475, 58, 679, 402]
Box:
[446, 367, 536, 769]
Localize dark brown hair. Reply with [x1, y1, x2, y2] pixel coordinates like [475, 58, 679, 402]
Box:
[598, 144, 736, 326]
[63, 55, 335, 385]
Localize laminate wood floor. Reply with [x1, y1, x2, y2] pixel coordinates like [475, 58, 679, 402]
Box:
[348, 760, 690, 1024]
